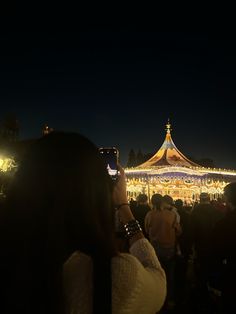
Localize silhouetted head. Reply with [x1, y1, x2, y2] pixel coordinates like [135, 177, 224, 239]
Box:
[2, 132, 117, 313]
[162, 195, 174, 210]
[137, 193, 148, 204]
[200, 192, 210, 204]
[151, 194, 163, 210]
[175, 199, 183, 210]
[224, 182, 236, 210]
[163, 195, 174, 205]
[7, 131, 116, 256]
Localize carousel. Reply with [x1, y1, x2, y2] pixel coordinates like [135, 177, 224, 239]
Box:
[125, 121, 236, 203]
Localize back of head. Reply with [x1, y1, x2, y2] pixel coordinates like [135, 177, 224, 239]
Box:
[175, 199, 183, 210]
[2, 132, 116, 313]
[7, 132, 116, 255]
[200, 192, 210, 204]
[137, 193, 148, 205]
[224, 182, 236, 209]
[151, 193, 163, 210]
[163, 195, 174, 206]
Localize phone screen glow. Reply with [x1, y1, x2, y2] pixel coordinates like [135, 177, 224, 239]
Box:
[99, 148, 118, 180]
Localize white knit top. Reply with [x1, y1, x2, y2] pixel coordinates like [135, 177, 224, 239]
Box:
[63, 238, 166, 314]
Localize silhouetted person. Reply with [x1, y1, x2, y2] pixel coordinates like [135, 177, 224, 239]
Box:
[175, 199, 192, 259]
[132, 193, 151, 237]
[163, 195, 180, 224]
[213, 197, 228, 216]
[145, 194, 181, 309]
[144, 193, 163, 243]
[190, 192, 222, 311]
[0, 132, 166, 314]
[211, 182, 236, 313]
[129, 197, 137, 212]
[174, 199, 192, 306]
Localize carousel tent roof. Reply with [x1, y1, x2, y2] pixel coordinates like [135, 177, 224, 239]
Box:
[138, 121, 199, 168]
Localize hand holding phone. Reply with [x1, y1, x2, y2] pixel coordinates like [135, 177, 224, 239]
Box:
[112, 165, 128, 205]
[99, 147, 119, 181]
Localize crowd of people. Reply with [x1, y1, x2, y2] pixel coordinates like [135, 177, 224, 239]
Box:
[0, 131, 235, 314]
[130, 188, 236, 313]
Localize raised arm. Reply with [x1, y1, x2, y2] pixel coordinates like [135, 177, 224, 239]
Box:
[113, 166, 166, 311]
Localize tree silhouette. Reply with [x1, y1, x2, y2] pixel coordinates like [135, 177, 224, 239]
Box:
[126, 149, 136, 167]
[0, 113, 19, 142]
[136, 149, 144, 166]
[143, 152, 155, 163]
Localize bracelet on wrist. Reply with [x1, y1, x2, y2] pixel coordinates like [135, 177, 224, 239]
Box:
[123, 219, 142, 239]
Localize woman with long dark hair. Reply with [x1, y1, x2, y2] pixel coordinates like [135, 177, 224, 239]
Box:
[0, 132, 166, 314]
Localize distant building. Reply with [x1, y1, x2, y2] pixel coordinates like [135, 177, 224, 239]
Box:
[42, 124, 54, 136]
[125, 121, 236, 203]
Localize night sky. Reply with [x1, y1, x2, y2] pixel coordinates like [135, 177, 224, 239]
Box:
[0, 30, 236, 168]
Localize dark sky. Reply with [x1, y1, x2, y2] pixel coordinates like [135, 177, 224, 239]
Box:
[0, 30, 236, 168]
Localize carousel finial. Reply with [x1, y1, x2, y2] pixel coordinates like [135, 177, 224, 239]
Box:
[166, 119, 172, 134]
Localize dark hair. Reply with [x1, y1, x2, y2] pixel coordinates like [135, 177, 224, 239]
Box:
[0, 132, 117, 314]
[200, 192, 210, 201]
[137, 193, 148, 203]
[151, 194, 163, 210]
[163, 195, 174, 206]
[175, 199, 183, 209]
[224, 182, 236, 208]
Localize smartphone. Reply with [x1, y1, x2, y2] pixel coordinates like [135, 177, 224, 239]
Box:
[99, 147, 119, 181]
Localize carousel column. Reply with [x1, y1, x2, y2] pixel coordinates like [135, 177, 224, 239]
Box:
[145, 174, 150, 204]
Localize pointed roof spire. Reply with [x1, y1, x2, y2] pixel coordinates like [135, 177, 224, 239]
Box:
[166, 118, 172, 134]
[137, 120, 200, 168]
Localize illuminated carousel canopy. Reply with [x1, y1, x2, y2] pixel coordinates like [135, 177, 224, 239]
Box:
[138, 120, 199, 168]
[125, 120, 236, 202]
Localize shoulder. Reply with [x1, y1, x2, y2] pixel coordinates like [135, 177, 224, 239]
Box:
[64, 251, 92, 274]
[145, 210, 153, 220]
[64, 249, 166, 314]
[192, 204, 200, 212]
[112, 252, 166, 313]
[163, 209, 175, 217]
